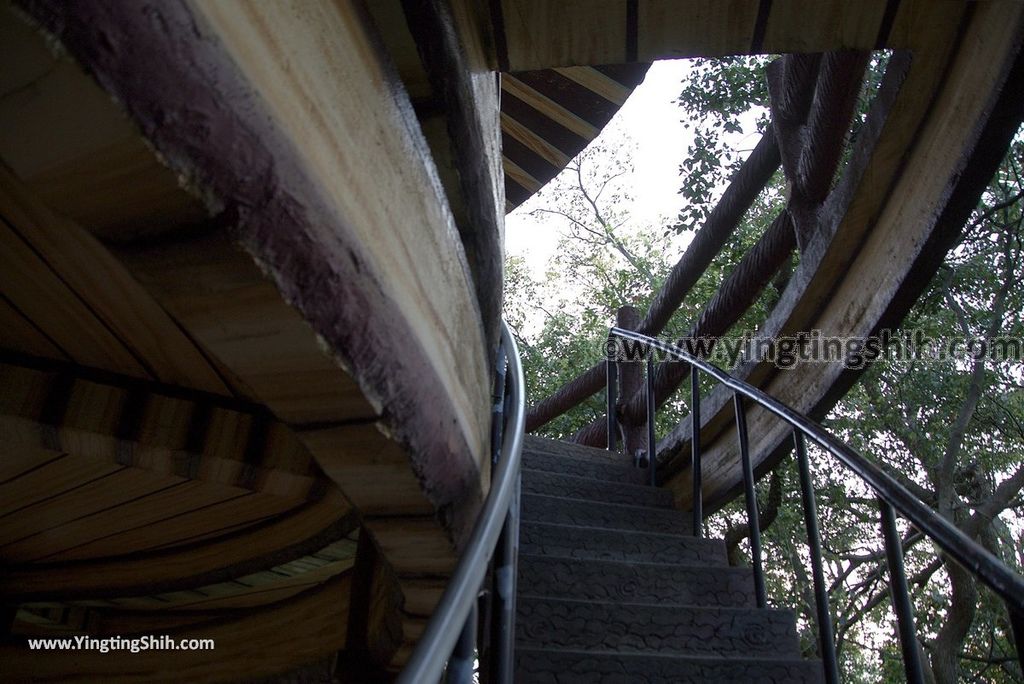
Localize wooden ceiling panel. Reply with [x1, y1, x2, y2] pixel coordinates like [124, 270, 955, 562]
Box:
[0, 452, 123, 520]
[0, 295, 67, 361]
[761, 0, 889, 54]
[0, 487, 355, 599]
[0, 4, 207, 241]
[116, 232, 378, 426]
[0, 167, 233, 394]
[637, 0, 760, 60]
[501, 0, 629, 70]
[3, 572, 354, 683]
[0, 211, 148, 378]
[0, 467, 187, 551]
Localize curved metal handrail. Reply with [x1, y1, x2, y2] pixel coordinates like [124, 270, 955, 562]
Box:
[609, 326, 1024, 614]
[398, 321, 526, 684]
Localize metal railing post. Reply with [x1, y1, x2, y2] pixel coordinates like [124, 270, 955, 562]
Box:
[488, 477, 519, 684]
[646, 354, 657, 486]
[397, 322, 525, 684]
[691, 365, 702, 537]
[606, 353, 617, 452]
[615, 306, 644, 460]
[735, 393, 766, 608]
[603, 326, 1024, 677]
[444, 602, 477, 683]
[879, 500, 925, 684]
[794, 431, 840, 684]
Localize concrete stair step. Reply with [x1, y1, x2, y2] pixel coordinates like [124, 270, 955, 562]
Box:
[515, 648, 826, 684]
[522, 447, 646, 485]
[518, 554, 754, 607]
[516, 597, 803, 659]
[518, 521, 727, 565]
[524, 435, 630, 462]
[520, 493, 692, 535]
[521, 469, 672, 507]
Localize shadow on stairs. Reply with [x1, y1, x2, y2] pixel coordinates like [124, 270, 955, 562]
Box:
[515, 435, 823, 683]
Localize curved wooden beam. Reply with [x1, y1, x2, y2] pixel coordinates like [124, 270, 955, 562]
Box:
[660, 3, 1024, 510]
[0, 488, 358, 601]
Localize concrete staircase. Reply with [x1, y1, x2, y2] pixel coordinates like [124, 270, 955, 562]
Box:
[515, 435, 823, 683]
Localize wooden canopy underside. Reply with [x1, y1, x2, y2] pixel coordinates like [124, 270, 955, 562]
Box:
[1, 0, 1021, 681]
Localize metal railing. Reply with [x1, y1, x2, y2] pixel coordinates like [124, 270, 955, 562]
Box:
[398, 321, 525, 684]
[605, 326, 1024, 683]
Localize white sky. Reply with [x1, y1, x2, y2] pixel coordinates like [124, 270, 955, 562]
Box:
[505, 59, 695, 274]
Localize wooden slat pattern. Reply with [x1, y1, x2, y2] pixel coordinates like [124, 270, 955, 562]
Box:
[12, 537, 356, 637]
[0, 295, 67, 361]
[117, 231, 377, 427]
[65, 536, 358, 613]
[3, 573, 354, 683]
[636, 0, 761, 60]
[0, 487, 356, 600]
[501, 64, 650, 212]
[0, 168, 230, 394]
[0, 362, 330, 502]
[761, 0, 890, 54]
[493, 0, 929, 71]
[0, 467, 186, 547]
[0, 480, 242, 562]
[501, 0, 629, 69]
[0, 213, 148, 377]
[0, 3, 207, 240]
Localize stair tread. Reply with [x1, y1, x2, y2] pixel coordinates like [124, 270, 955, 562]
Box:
[524, 434, 624, 460]
[517, 553, 754, 606]
[514, 438, 817, 678]
[521, 493, 693, 534]
[517, 596, 802, 658]
[519, 646, 815, 660]
[519, 521, 728, 565]
[516, 648, 825, 684]
[523, 450, 646, 485]
[521, 468, 672, 507]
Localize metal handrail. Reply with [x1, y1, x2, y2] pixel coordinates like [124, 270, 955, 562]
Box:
[607, 326, 1024, 680]
[398, 321, 526, 684]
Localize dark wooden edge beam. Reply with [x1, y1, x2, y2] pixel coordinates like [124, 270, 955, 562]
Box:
[400, 0, 505, 359]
